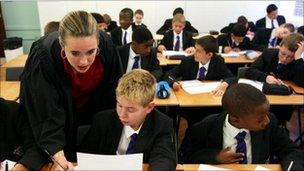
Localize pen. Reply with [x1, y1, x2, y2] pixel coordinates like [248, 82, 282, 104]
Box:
[168, 76, 180, 85]
[269, 72, 288, 87]
[44, 149, 67, 171]
[287, 161, 294, 171]
[5, 161, 8, 171]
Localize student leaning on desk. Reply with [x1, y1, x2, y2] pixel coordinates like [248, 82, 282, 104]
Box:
[19, 11, 122, 170]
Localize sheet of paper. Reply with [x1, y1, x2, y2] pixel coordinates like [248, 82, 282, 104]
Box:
[180, 80, 221, 94]
[238, 78, 264, 91]
[0, 160, 16, 171]
[162, 50, 188, 57]
[255, 165, 271, 171]
[198, 164, 233, 170]
[221, 51, 247, 57]
[75, 152, 143, 170]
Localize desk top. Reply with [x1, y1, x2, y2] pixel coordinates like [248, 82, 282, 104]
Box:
[0, 81, 20, 101]
[181, 164, 281, 170]
[153, 89, 179, 106]
[2, 54, 27, 68]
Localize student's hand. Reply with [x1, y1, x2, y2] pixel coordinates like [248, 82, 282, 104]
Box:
[51, 151, 74, 171]
[294, 41, 304, 60]
[185, 47, 196, 56]
[212, 82, 229, 96]
[223, 47, 232, 53]
[172, 82, 181, 91]
[216, 147, 244, 164]
[266, 75, 282, 85]
[12, 163, 28, 171]
[158, 45, 166, 52]
[232, 48, 241, 52]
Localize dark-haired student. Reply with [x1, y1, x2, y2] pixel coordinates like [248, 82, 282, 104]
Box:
[91, 12, 108, 31]
[0, 98, 46, 170]
[111, 8, 136, 46]
[217, 23, 252, 53]
[221, 16, 257, 34]
[298, 26, 304, 36]
[165, 35, 237, 126]
[179, 83, 304, 170]
[252, 23, 295, 51]
[245, 33, 304, 125]
[132, 9, 147, 29]
[256, 4, 286, 29]
[157, 7, 198, 35]
[117, 27, 162, 81]
[80, 69, 176, 171]
[157, 14, 195, 53]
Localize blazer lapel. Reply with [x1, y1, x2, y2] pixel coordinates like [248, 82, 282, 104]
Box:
[208, 113, 226, 149]
[169, 31, 174, 50]
[121, 44, 131, 72]
[205, 57, 215, 79]
[107, 114, 124, 154]
[182, 32, 188, 50]
[189, 58, 199, 80]
[134, 112, 153, 152]
[118, 29, 123, 45]
[250, 131, 263, 163]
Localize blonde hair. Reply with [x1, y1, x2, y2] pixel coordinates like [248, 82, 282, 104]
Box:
[280, 33, 304, 52]
[172, 13, 186, 25]
[59, 11, 99, 45]
[116, 69, 156, 107]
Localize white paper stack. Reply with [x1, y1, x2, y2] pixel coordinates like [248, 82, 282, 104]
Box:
[180, 80, 221, 94]
[238, 78, 264, 91]
[198, 164, 233, 170]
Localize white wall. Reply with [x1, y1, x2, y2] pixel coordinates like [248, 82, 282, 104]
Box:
[38, 1, 302, 36]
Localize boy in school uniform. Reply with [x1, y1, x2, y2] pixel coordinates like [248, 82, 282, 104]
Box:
[256, 4, 286, 29]
[91, 13, 108, 31]
[132, 9, 147, 29]
[80, 69, 176, 171]
[103, 14, 118, 33]
[217, 23, 252, 53]
[252, 23, 295, 51]
[157, 14, 195, 53]
[117, 27, 162, 81]
[221, 16, 257, 34]
[179, 83, 304, 170]
[111, 8, 136, 46]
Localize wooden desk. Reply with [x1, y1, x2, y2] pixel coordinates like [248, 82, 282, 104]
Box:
[157, 53, 181, 66]
[182, 164, 281, 170]
[285, 80, 304, 94]
[0, 81, 20, 101]
[2, 54, 27, 68]
[153, 89, 179, 106]
[224, 55, 255, 64]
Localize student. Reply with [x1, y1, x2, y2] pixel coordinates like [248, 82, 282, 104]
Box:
[44, 21, 59, 36]
[0, 98, 46, 170]
[165, 35, 236, 126]
[117, 27, 162, 81]
[256, 4, 286, 29]
[157, 14, 195, 53]
[217, 23, 252, 53]
[157, 7, 198, 35]
[103, 13, 118, 33]
[80, 69, 176, 171]
[91, 12, 108, 31]
[252, 23, 295, 51]
[132, 9, 147, 29]
[179, 83, 304, 170]
[298, 25, 304, 36]
[221, 16, 257, 34]
[110, 8, 136, 46]
[20, 11, 121, 170]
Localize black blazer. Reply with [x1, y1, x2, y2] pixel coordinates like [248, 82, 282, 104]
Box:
[159, 30, 195, 51]
[297, 25, 304, 36]
[110, 25, 137, 46]
[245, 48, 304, 87]
[117, 43, 163, 81]
[179, 112, 304, 170]
[255, 15, 286, 28]
[251, 28, 281, 51]
[105, 21, 118, 33]
[164, 55, 237, 85]
[132, 22, 147, 29]
[80, 109, 176, 171]
[220, 21, 257, 33]
[217, 33, 252, 52]
[157, 18, 198, 35]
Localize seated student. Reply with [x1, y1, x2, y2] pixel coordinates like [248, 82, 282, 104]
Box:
[44, 21, 59, 36]
[157, 7, 198, 35]
[179, 83, 304, 170]
[256, 4, 286, 29]
[103, 13, 118, 33]
[91, 12, 108, 31]
[221, 16, 257, 34]
[298, 25, 304, 36]
[111, 8, 136, 46]
[0, 98, 46, 170]
[252, 23, 295, 51]
[132, 9, 147, 29]
[157, 14, 195, 53]
[217, 23, 252, 53]
[80, 69, 176, 171]
[117, 27, 162, 81]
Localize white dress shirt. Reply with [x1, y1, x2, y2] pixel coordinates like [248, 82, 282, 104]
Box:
[223, 114, 252, 163]
[268, 29, 277, 48]
[173, 31, 183, 51]
[116, 124, 143, 155]
[196, 60, 210, 79]
[266, 16, 279, 29]
[121, 25, 133, 45]
[126, 46, 141, 73]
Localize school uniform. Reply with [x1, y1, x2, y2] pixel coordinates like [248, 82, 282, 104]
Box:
[110, 25, 136, 46]
[179, 112, 304, 170]
[105, 21, 118, 33]
[157, 18, 198, 35]
[132, 22, 147, 29]
[80, 109, 176, 171]
[117, 43, 163, 81]
[220, 21, 257, 34]
[158, 30, 195, 51]
[297, 25, 304, 36]
[255, 15, 286, 29]
[217, 33, 252, 52]
[251, 28, 281, 51]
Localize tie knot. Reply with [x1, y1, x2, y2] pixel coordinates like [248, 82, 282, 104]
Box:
[200, 66, 206, 72]
[130, 133, 138, 140]
[176, 35, 180, 40]
[134, 56, 140, 61]
[235, 131, 246, 140]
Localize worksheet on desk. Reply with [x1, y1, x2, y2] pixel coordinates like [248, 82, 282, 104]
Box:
[180, 80, 221, 94]
[198, 164, 232, 170]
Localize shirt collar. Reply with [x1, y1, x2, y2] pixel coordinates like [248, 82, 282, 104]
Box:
[129, 45, 140, 59]
[122, 25, 132, 32]
[174, 31, 183, 37]
[123, 124, 143, 138]
[224, 114, 249, 138]
[199, 59, 211, 71]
